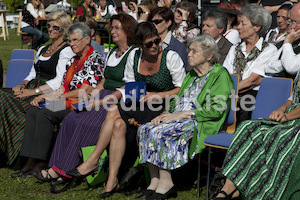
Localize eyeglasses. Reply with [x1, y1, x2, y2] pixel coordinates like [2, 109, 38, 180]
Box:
[110, 26, 122, 31]
[175, 9, 182, 17]
[187, 48, 201, 54]
[150, 19, 165, 25]
[46, 23, 61, 32]
[138, 7, 149, 16]
[144, 38, 161, 48]
[67, 37, 85, 44]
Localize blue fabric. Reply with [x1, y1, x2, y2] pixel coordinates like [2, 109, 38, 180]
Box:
[167, 35, 188, 68]
[10, 49, 35, 61]
[5, 60, 33, 87]
[91, 40, 103, 56]
[21, 26, 49, 50]
[204, 132, 234, 148]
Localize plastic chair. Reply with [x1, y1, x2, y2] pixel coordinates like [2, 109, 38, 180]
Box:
[10, 49, 36, 61]
[196, 74, 239, 199]
[203, 77, 293, 199]
[5, 59, 34, 88]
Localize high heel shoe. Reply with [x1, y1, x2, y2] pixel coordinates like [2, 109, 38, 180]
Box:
[211, 188, 242, 200]
[34, 169, 58, 182]
[147, 186, 177, 200]
[136, 189, 155, 199]
[66, 168, 98, 178]
[99, 184, 119, 199]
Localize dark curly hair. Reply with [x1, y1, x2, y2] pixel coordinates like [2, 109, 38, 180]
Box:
[134, 22, 159, 47]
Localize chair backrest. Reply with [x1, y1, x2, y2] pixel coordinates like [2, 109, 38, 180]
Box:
[251, 77, 293, 119]
[5, 59, 34, 88]
[223, 74, 239, 134]
[10, 49, 36, 61]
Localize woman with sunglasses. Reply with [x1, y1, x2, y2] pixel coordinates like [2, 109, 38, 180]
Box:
[21, 0, 49, 50]
[0, 12, 74, 170]
[138, 35, 233, 199]
[66, 21, 185, 199]
[31, 14, 137, 186]
[172, 1, 200, 44]
[10, 22, 104, 178]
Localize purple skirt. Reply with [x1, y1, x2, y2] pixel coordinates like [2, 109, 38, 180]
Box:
[48, 89, 114, 175]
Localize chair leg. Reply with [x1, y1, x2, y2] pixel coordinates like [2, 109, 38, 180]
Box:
[206, 147, 212, 200]
[197, 154, 201, 199]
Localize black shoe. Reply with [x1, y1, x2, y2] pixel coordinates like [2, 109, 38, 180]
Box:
[34, 169, 58, 182]
[50, 179, 69, 187]
[66, 168, 97, 178]
[11, 170, 33, 178]
[211, 188, 242, 200]
[99, 184, 119, 199]
[136, 189, 155, 199]
[147, 186, 177, 200]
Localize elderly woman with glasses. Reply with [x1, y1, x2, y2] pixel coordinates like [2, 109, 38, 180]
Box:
[21, 0, 49, 50]
[66, 21, 186, 199]
[31, 14, 137, 185]
[172, 1, 200, 44]
[137, 35, 233, 199]
[10, 22, 104, 178]
[0, 12, 74, 169]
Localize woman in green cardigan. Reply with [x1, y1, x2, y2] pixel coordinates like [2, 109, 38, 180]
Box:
[137, 35, 234, 199]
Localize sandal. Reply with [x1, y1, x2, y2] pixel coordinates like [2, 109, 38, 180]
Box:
[34, 169, 58, 182]
[211, 188, 242, 200]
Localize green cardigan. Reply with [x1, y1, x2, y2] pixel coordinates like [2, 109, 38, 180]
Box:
[169, 63, 234, 158]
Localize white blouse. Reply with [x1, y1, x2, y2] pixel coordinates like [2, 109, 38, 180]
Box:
[223, 37, 277, 91]
[24, 46, 75, 90]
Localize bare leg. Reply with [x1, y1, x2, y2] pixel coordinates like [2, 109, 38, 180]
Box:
[102, 118, 126, 193]
[147, 163, 160, 191]
[155, 168, 174, 194]
[216, 178, 240, 198]
[76, 105, 120, 175]
[40, 168, 59, 179]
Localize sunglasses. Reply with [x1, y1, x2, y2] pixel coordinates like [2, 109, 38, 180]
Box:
[144, 38, 161, 48]
[175, 9, 182, 17]
[46, 23, 62, 32]
[138, 7, 149, 16]
[150, 19, 165, 25]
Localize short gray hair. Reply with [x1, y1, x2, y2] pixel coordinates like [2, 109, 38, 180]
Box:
[67, 22, 92, 40]
[202, 11, 228, 34]
[241, 3, 272, 37]
[187, 35, 219, 64]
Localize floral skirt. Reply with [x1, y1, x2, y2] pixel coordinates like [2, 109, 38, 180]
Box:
[138, 118, 197, 170]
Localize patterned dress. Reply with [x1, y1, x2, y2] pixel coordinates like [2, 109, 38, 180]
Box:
[222, 72, 300, 200]
[138, 72, 211, 170]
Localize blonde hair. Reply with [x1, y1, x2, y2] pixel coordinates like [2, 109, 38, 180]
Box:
[47, 12, 72, 39]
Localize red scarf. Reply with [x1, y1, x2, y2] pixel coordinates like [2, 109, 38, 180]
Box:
[63, 46, 94, 109]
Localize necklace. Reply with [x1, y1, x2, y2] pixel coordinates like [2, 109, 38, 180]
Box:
[148, 66, 153, 71]
[46, 40, 65, 54]
[115, 46, 129, 58]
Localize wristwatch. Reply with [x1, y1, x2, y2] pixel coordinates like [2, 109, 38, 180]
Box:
[35, 88, 40, 94]
[191, 112, 197, 121]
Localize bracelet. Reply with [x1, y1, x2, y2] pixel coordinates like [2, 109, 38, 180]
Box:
[284, 114, 289, 121]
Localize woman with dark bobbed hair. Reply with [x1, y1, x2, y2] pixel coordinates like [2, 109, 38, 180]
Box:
[223, 3, 277, 124]
[66, 21, 185, 199]
[172, 1, 200, 43]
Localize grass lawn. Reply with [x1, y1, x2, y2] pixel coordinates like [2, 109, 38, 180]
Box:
[0, 28, 209, 200]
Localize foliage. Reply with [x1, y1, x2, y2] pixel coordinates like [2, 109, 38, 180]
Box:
[4, 0, 24, 13]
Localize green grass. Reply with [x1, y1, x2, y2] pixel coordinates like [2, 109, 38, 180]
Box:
[0, 168, 206, 200]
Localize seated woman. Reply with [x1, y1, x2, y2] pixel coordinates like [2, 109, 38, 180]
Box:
[138, 35, 234, 199]
[21, 0, 49, 50]
[0, 12, 74, 167]
[223, 3, 277, 124]
[11, 22, 105, 177]
[98, 0, 118, 20]
[213, 61, 300, 200]
[75, 0, 98, 16]
[33, 13, 137, 182]
[66, 21, 186, 199]
[172, 1, 200, 44]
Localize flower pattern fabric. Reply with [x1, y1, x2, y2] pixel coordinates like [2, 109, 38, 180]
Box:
[64, 51, 105, 91]
[172, 23, 200, 43]
[138, 74, 210, 170]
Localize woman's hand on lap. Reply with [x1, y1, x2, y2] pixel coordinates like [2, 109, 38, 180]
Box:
[31, 95, 45, 107]
[269, 109, 285, 122]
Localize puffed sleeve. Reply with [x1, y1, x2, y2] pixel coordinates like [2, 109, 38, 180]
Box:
[123, 49, 137, 83]
[46, 46, 76, 90]
[165, 50, 186, 87]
